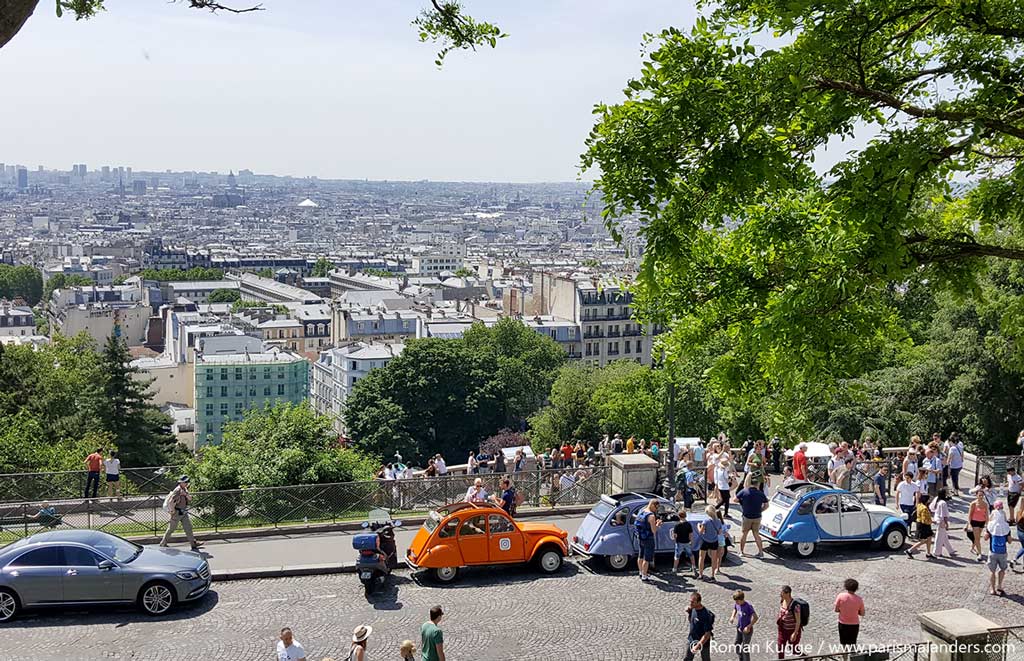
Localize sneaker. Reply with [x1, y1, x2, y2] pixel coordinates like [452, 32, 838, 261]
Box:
[905, 550, 914, 559]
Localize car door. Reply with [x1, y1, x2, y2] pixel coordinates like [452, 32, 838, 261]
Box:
[60, 545, 124, 602]
[487, 514, 525, 564]
[3, 546, 63, 606]
[655, 503, 679, 553]
[839, 494, 872, 539]
[457, 514, 489, 565]
[814, 494, 843, 539]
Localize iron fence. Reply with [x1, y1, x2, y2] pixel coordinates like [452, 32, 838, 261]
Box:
[0, 466, 181, 503]
[802, 458, 894, 495]
[975, 456, 1024, 486]
[0, 467, 609, 543]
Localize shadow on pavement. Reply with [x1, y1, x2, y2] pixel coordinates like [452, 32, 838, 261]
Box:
[366, 574, 412, 611]
[409, 562, 581, 590]
[4, 590, 220, 628]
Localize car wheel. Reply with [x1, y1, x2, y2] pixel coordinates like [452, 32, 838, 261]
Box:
[795, 542, 816, 558]
[605, 554, 630, 571]
[883, 526, 906, 551]
[0, 588, 19, 623]
[535, 548, 563, 574]
[433, 567, 459, 583]
[138, 581, 176, 616]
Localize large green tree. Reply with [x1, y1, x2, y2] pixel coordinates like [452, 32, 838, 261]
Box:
[583, 0, 1024, 433]
[207, 288, 241, 303]
[310, 257, 334, 278]
[0, 265, 43, 305]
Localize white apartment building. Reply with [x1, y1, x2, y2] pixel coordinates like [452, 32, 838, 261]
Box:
[410, 242, 467, 276]
[0, 303, 35, 337]
[312, 342, 404, 435]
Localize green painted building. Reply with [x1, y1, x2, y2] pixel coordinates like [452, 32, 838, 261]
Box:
[194, 349, 310, 447]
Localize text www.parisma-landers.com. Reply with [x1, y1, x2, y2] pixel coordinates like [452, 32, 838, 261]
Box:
[707, 640, 1019, 656]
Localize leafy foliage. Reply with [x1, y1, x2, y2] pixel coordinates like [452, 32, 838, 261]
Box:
[310, 257, 334, 278]
[207, 288, 241, 303]
[43, 272, 94, 300]
[0, 265, 43, 305]
[345, 319, 564, 462]
[139, 267, 224, 282]
[583, 0, 1024, 429]
[230, 299, 289, 314]
[479, 429, 528, 457]
[413, 1, 506, 67]
[188, 402, 378, 490]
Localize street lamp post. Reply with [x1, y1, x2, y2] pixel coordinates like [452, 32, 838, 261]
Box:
[663, 375, 677, 500]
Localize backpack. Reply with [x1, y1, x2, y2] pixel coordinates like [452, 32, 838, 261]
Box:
[162, 489, 177, 514]
[635, 511, 654, 539]
[513, 490, 525, 506]
[790, 598, 810, 627]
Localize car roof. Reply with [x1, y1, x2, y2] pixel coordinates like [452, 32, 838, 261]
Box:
[436, 501, 502, 516]
[0, 530, 110, 557]
[601, 492, 664, 506]
[775, 482, 844, 501]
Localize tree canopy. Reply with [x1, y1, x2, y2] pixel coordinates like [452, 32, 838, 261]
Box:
[139, 267, 224, 282]
[0, 265, 43, 306]
[345, 318, 565, 462]
[310, 257, 333, 278]
[207, 288, 241, 303]
[583, 0, 1024, 436]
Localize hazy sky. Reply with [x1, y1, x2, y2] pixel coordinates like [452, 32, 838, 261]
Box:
[0, 1, 698, 182]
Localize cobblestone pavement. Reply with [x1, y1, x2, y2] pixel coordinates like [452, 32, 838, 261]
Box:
[3, 510, 1024, 660]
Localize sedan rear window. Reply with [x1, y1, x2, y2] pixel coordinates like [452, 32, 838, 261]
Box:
[9, 547, 61, 567]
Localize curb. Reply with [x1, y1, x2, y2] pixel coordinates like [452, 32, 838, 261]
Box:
[213, 563, 360, 581]
[149, 505, 594, 546]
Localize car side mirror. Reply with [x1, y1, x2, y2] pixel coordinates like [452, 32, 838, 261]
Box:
[393, 520, 403, 527]
[98, 560, 115, 571]
[361, 521, 369, 529]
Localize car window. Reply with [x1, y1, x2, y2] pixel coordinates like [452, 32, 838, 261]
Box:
[608, 507, 629, 527]
[772, 491, 796, 508]
[657, 503, 679, 521]
[489, 514, 515, 534]
[90, 534, 140, 563]
[437, 519, 459, 539]
[9, 546, 61, 567]
[840, 494, 864, 513]
[459, 515, 487, 537]
[62, 546, 102, 567]
[796, 497, 816, 515]
[815, 495, 839, 514]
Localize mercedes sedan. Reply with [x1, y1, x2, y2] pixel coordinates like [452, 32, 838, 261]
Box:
[0, 530, 211, 622]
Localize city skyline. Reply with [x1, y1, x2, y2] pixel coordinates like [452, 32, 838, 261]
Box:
[0, 1, 695, 183]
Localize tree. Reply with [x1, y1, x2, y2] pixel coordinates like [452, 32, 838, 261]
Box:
[0, 265, 43, 305]
[452, 266, 476, 278]
[255, 268, 273, 278]
[98, 333, 175, 466]
[188, 402, 378, 490]
[1, 1, 504, 67]
[527, 364, 601, 452]
[310, 257, 334, 278]
[139, 267, 223, 282]
[589, 362, 667, 442]
[207, 288, 241, 303]
[43, 272, 94, 300]
[583, 1, 1024, 428]
[231, 299, 289, 314]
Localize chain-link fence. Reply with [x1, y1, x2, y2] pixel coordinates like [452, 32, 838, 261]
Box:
[975, 456, 1024, 486]
[0, 467, 609, 544]
[0, 466, 181, 503]
[802, 458, 895, 495]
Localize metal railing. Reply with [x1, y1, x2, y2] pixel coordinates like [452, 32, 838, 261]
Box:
[0, 467, 609, 543]
[975, 456, 1024, 486]
[0, 466, 182, 503]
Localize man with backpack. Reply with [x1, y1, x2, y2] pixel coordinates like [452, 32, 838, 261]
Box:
[685, 592, 715, 661]
[161, 475, 203, 551]
[636, 498, 660, 581]
[494, 478, 524, 517]
[776, 585, 806, 660]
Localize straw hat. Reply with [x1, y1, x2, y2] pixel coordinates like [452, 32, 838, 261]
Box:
[352, 625, 372, 643]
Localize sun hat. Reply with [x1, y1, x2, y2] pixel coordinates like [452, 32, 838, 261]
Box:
[352, 625, 372, 643]
[177, 475, 190, 483]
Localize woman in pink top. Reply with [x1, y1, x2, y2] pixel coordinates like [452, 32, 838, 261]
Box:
[834, 578, 864, 647]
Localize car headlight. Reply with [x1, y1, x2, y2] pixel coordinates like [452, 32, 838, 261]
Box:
[175, 570, 199, 580]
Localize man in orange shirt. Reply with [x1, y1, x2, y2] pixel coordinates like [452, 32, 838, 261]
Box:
[792, 443, 808, 482]
[561, 442, 574, 467]
[84, 448, 104, 499]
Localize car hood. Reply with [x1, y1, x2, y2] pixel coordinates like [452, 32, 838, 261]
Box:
[129, 545, 205, 571]
[518, 522, 567, 538]
[864, 503, 901, 517]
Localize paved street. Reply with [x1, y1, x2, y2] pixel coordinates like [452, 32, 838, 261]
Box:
[4, 500, 1023, 661]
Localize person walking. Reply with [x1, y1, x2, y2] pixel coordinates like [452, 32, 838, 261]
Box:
[697, 504, 723, 580]
[792, 443, 808, 482]
[83, 447, 104, 499]
[730, 590, 758, 661]
[834, 578, 864, 648]
[776, 586, 803, 660]
[946, 441, 964, 496]
[895, 472, 920, 531]
[905, 493, 935, 559]
[347, 625, 371, 661]
[684, 592, 715, 661]
[967, 489, 989, 559]
[931, 488, 957, 558]
[1006, 467, 1022, 522]
[434, 454, 447, 475]
[672, 504, 695, 576]
[104, 451, 121, 500]
[735, 482, 769, 557]
[986, 502, 1011, 596]
[714, 455, 735, 518]
[421, 606, 446, 661]
[635, 498, 660, 581]
[873, 465, 889, 506]
[160, 475, 203, 551]
[467, 451, 479, 475]
[276, 628, 307, 661]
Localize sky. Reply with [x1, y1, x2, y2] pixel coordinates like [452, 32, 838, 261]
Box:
[0, 1, 699, 182]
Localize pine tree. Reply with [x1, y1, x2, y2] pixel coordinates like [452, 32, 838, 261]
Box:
[100, 333, 176, 466]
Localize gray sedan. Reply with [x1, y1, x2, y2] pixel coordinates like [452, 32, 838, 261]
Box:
[0, 529, 211, 622]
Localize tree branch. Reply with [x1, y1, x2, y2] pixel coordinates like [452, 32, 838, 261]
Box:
[911, 239, 1024, 265]
[186, 0, 262, 14]
[0, 0, 39, 49]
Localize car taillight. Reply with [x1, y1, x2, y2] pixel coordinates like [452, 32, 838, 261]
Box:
[583, 542, 590, 551]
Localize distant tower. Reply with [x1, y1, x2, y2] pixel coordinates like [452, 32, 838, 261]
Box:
[16, 167, 28, 190]
[227, 170, 237, 190]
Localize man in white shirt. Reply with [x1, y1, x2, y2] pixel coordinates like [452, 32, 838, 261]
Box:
[946, 440, 964, 495]
[1006, 467, 1023, 521]
[895, 472, 921, 527]
[103, 451, 121, 500]
[435, 454, 447, 475]
[277, 627, 306, 661]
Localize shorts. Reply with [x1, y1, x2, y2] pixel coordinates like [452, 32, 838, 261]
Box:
[742, 517, 761, 534]
[700, 540, 719, 552]
[916, 524, 933, 540]
[674, 543, 692, 559]
[1009, 492, 1020, 507]
[639, 536, 656, 562]
[988, 553, 1009, 572]
[106, 474, 119, 482]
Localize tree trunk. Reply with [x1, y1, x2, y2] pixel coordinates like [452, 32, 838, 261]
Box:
[0, 0, 40, 50]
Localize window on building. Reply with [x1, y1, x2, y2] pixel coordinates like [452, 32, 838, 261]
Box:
[250, 368, 257, 379]
[205, 404, 214, 416]
[625, 341, 631, 354]
[264, 386, 271, 396]
[350, 361, 357, 370]
[569, 327, 577, 339]
[235, 388, 243, 397]
[607, 307, 614, 317]
[206, 370, 213, 380]
[278, 370, 285, 379]
[234, 402, 244, 415]
[206, 387, 213, 397]
[235, 368, 243, 380]
[249, 387, 256, 396]
[277, 384, 285, 395]
[220, 386, 228, 397]
[264, 368, 271, 379]
[220, 368, 227, 381]
[636, 339, 642, 353]
[220, 403, 228, 415]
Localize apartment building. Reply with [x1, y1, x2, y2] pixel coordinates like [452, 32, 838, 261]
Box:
[312, 342, 404, 435]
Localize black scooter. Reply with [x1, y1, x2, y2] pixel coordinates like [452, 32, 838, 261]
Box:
[353, 509, 402, 595]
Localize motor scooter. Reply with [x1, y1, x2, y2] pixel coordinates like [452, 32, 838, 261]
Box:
[353, 508, 402, 595]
